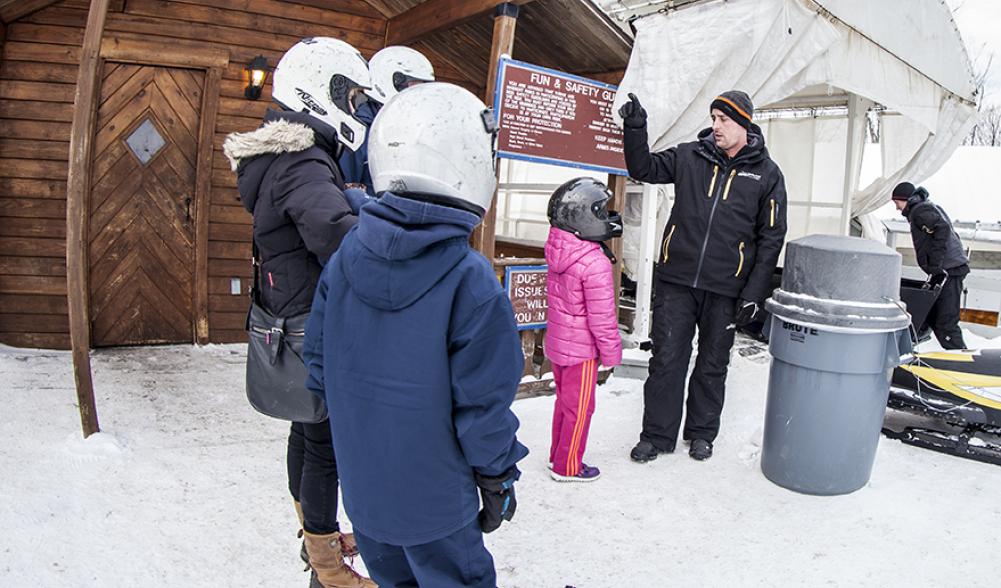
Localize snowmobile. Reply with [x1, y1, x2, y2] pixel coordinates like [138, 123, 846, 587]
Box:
[882, 348, 1001, 466]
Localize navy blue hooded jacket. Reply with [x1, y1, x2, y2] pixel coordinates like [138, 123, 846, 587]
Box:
[303, 192, 528, 545]
[336, 100, 380, 196]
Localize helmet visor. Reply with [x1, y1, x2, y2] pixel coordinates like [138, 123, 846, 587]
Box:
[330, 74, 370, 118]
[590, 196, 614, 219]
[348, 87, 368, 114]
[392, 71, 433, 93]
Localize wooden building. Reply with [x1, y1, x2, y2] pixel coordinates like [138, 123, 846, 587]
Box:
[0, 0, 630, 352]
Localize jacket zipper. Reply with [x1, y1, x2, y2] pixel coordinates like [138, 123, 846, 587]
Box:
[735, 241, 745, 277]
[770, 198, 776, 228]
[693, 164, 729, 288]
[251, 326, 305, 337]
[662, 224, 676, 263]
[706, 165, 719, 198]
[722, 169, 736, 200]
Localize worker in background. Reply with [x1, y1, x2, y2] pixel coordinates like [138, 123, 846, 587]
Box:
[892, 182, 969, 349]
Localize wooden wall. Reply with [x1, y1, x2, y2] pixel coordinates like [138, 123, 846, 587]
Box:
[0, 0, 480, 348]
[0, 0, 82, 349]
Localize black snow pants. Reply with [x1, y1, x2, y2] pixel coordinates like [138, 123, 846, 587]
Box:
[640, 281, 737, 451]
[925, 273, 967, 350]
[287, 419, 340, 534]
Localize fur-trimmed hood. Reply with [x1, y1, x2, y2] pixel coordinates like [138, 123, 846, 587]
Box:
[222, 118, 315, 171]
[222, 109, 341, 169]
[225, 109, 342, 214]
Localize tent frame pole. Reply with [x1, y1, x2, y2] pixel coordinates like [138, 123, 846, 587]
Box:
[841, 93, 872, 235]
[629, 183, 659, 345]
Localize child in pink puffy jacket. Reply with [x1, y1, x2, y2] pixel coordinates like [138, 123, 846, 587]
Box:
[544, 177, 624, 482]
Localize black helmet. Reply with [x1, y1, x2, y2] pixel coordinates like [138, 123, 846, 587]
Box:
[547, 177, 623, 242]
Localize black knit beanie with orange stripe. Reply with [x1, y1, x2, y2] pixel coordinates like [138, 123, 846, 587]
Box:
[711, 90, 754, 130]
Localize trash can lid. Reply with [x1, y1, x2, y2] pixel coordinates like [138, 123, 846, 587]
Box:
[765, 235, 910, 332]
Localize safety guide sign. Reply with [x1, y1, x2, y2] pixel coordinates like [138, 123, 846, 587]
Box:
[493, 58, 627, 176]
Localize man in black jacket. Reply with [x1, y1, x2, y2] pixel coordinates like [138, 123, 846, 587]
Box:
[892, 182, 969, 349]
[619, 90, 788, 462]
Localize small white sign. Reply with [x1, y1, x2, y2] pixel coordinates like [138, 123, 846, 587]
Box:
[230, 278, 242, 296]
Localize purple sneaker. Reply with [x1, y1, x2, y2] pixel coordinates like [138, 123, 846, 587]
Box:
[549, 463, 601, 483]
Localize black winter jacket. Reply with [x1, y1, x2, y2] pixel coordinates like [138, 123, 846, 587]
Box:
[224, 110, 357, 317]
[624, 122, 788, 303]
[901, 188, 969, 277]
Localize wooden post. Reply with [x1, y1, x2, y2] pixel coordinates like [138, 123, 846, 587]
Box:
[607, 173, 626, 309]
[473, 2, 519, 262]
[193, 67, 224, 345]
[484, 3, 518, 107]
[66, 0, 110, 438]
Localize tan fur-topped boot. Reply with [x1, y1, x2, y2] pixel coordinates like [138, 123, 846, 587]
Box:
[295, 500, 359, 561]
[303, 530, 376, 588]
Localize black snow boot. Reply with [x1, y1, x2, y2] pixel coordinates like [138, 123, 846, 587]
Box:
[689, 439, 713, 461]
[630, 441, 667, 463]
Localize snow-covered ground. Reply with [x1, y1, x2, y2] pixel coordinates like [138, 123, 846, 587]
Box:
[2, 332, 1001, 587]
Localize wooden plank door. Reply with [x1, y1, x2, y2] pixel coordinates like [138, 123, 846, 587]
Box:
[88, 63, 204, 346]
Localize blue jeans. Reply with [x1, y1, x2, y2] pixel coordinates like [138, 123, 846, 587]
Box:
[354, 519, 496, 588]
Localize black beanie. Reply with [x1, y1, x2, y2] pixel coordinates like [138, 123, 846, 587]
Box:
[710, 90, 754, 130]
[891, 182, 916, 202]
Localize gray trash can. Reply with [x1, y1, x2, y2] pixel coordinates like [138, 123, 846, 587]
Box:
[761, 235, 910, 495]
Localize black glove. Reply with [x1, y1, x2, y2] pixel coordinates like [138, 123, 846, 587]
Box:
[618, 93, 647, 128]
[734, 299, 760, 327]
[474, 467, 519, 534]
[923, 270, 948, 291]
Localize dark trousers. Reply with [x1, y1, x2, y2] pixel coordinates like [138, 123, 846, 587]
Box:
[641, 282, 737, 451]
[287, 419, 339, 534]
[925, 273, 966, 349]
[353, 519, 496, 588]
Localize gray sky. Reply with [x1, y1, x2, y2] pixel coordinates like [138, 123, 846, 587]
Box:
[947, 0, 1001, 104]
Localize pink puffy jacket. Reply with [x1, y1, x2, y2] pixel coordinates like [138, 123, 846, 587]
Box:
[544, 227, 622, 367]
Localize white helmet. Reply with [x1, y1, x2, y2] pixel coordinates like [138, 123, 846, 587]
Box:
[368, 83, 498, 216]
[364, 46, 435, 105]
[272, 37, 371, 152]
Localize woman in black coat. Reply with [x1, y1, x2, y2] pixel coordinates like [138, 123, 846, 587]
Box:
[223, 37, 374, 588]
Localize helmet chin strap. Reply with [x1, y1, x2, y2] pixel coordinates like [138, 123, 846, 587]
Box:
[600, 242, 617, 264]
[574, 230, 618, 263]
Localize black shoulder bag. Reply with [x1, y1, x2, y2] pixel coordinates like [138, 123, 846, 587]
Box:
[244, 240, 327, 423]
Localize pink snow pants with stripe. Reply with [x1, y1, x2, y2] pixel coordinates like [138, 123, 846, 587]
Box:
[549, 359, 598, 476]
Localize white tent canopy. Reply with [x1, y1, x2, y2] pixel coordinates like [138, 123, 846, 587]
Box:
[614, 0, 977, 222]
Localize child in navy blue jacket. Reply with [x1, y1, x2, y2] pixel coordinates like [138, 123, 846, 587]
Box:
[304, 83, 527, 588]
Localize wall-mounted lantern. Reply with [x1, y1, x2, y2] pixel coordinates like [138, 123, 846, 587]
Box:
[244, 55, 270, 100]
